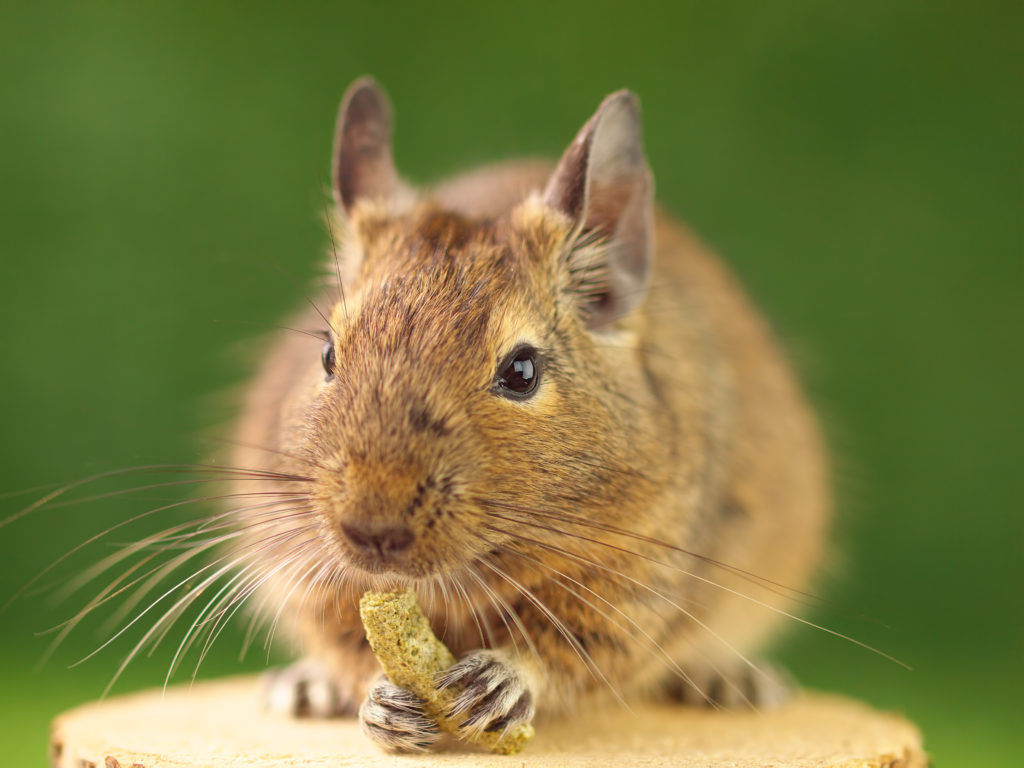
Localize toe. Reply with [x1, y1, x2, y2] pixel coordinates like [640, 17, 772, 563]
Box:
[359, 677, 440, 753]
[262, 658, 353, 718]
[437, 650, 535, 737]
[667, 661, 795, 710]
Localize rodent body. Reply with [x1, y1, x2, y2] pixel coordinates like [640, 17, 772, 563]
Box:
[232, 78, 828, 749]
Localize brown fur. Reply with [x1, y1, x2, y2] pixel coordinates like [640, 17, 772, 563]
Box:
[231, 83, 828, 723]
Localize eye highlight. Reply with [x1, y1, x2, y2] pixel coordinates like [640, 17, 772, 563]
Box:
[493, 345, 542, 400]
[321, 340, 336, 381]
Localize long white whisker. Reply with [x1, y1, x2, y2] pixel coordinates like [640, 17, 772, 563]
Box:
[484, 533, 731, 708]
[476, 557, 628, 709]
[75, 523, 319, 694]
[463, 564, 542, 673]
[481, 521, 762, 703]
[480, 508, 909, 669]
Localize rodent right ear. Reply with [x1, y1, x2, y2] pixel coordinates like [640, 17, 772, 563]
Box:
[543, 91, 654, 329]
[332, 77, 402, 214]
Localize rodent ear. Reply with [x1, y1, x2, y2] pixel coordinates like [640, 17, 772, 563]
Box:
[543, 91, 654, 328]
[332, 77, 403, 214]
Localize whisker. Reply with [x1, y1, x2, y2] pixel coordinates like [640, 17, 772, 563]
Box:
[478, 507, 909, 669]
[476, 524, 750, 709]
[163, 560, 265, 686]
[43, 487, 309, 519]
[462, 564, 542, 672]
[267, 259, 340, 339]
[100, 523, 325, 696]
[199, 436, 330, 474]
[323, 191, 349, 322]
[99, 506, 315, 633]
[451, 575, 490, 650]
[67, 520, 315, 679]
[214, 318, 335, 343]
[475, 557, 628, 708]
[482, 499, 824, 608]
[240, 545, 341, 660]
[9, 489, 311, 613]
[479, 519, 760, 678]
[194, 545, 326, 682]
[1, 463, 308, 531]
[258, 552, 334, 664]
[0, 483, 62, 501]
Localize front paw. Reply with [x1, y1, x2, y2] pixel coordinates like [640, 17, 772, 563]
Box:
[359, 675, 441, 753]
[437, 650, 535, 739]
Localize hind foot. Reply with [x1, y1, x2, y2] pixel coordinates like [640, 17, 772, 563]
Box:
[666, 659, 794, 710]
[262, 657, 356, 718]
[359, 675, 441, 752]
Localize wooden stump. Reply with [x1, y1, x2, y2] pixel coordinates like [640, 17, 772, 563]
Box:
[50, 675, 926, 767]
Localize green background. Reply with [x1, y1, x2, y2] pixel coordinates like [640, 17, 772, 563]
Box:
[1, 1, 1020, 765]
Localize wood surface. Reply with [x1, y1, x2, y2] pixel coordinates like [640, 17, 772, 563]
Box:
[50, 675, 927, 768]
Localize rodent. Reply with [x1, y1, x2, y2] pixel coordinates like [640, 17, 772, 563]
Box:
[231, 77, 829, 752]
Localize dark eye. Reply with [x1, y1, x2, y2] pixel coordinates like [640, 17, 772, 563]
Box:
[494, 346, 541, 399]
[321, 340, 336, 381]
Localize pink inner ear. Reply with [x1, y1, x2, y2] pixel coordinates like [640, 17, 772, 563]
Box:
[333, 78, 399, 213]
[543, 91, 654, 327]
[585, 180, 636, 235]
[543, 135, 593, 225]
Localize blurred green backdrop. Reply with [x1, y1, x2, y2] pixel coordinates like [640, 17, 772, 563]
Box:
[1, 1, 1020, 765]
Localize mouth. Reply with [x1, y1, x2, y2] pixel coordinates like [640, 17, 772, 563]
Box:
[340, 543, 445, 581]
[346, 552, 418, 577]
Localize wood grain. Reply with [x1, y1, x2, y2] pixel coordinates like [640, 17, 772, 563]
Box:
[50, 676, 927, 767]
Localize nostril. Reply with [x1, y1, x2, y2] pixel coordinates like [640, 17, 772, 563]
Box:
[341, 522, 373, 551]
[341, 522, 414, 556]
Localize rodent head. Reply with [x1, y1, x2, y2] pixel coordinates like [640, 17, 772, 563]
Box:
[294, 79, 666, 585]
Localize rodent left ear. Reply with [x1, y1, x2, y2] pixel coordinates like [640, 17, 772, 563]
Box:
[543, 91, 654, 328]
[332, 77, 405, 214]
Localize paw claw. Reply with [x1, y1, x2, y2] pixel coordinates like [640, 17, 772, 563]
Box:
[360, 675, 440, 753]
[438, 650, 534, 738]
[484, 692, 533, 732]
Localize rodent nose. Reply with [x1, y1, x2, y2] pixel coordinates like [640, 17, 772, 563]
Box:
[341, 522, 415, 556]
